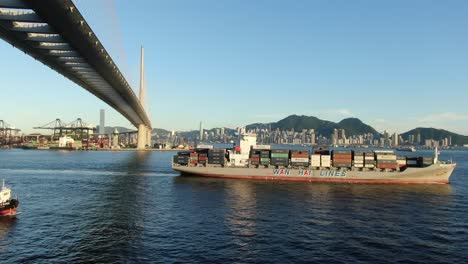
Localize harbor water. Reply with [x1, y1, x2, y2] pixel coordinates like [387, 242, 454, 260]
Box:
[0, 149, 467, 263]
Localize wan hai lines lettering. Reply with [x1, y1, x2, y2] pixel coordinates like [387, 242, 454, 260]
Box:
[272, 169, 347, 177]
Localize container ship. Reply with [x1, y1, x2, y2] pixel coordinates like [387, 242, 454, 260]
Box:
[172, 130, 457, 184]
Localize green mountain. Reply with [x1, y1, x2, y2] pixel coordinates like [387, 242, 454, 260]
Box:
[402, 127, 468, 146]
[338, 118, 379, 136]
[247, 115, 379, 137]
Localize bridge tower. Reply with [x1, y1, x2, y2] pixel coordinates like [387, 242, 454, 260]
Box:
[137, 46, 150, 149]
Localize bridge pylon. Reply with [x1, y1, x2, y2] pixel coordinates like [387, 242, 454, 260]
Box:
[137, 46, 150, 150]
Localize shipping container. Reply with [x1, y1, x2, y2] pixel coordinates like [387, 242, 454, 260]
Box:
[377, 160, 398, 164]
[354, 151, 365, 156]
[291, 158, 309, 163]
[197, 144, 214, 149]
[271, 153, 289, 158]
[271, 149, 289, 153]
[354, 164, 364, 168]
[354, 156, 364, 162]
[291, 162, 309, 167]
[311, 154, 321, 167]
[364, 164, 376, 168]
[334, 150, 352, 154]
[252, 145, 271, 150]
[377, 164, 399, 169]
[376, 155, 397, 160]
[333, 154, 353, 160]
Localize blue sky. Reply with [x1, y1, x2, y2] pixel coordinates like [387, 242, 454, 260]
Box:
[1, 0, 468, 134]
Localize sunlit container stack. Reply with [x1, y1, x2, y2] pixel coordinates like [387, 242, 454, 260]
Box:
[364, 151, 376, 168]
[290, 150, 309, 167]
[332, 150, 353, 168]
[208, 149, 225, 165]
[353, 151, 365, 168]
[271, 149, 289, 167]
[375, 150, 398, 169]
[189, 152, 198, 165]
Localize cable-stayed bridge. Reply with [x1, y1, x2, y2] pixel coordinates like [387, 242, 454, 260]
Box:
[0, 0, 151, 149]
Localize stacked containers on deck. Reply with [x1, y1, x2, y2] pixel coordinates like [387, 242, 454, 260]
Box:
[364, 151, 376, 168]
[312, 147, 331, 168]
[174, 151, 190, 165]
[250, 145, 271, 166]
[397, 156, 407, 168]
[260, 150, 271, 165]
[196, 148, 209, 165]
[332, 150, 352, 168]
[406, 157, 422, 167]
[271, 149, 289, 167]
[208, 149, 225, 165]
[249, 149, 260, 166]
[353, 151, 365, 168]
[311, 153, 321, 167]
[189, 152, 198, 165]
[375, 151, 398, 169]
[290, 150, 310, 167]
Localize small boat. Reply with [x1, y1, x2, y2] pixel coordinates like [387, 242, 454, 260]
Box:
[396, 146, 416, 152]
[0, 179, 19, 216]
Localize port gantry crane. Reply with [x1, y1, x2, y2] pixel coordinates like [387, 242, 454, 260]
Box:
[33, 118, 96, 141]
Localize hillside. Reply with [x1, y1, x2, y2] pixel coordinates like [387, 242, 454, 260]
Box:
[402, 127, 468, 146]
[247, 115, 379, 137]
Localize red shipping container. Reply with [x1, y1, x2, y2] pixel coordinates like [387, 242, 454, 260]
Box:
[333, 154, 352, 159]
[377, 164, 398, 169]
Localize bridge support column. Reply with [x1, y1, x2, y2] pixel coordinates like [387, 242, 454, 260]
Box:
[137, 124, 147, 150]
[147, 128, 152, 148]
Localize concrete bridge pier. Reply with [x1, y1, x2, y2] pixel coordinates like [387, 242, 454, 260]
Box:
[137, 124, 147, 150]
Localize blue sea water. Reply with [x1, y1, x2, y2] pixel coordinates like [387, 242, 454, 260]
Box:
[0, 149, 467, 263]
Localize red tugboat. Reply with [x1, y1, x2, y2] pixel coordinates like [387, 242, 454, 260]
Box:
[0, 179, 19, 216]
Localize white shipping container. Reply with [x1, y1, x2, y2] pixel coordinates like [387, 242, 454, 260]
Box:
[365, 164, 376, 168]
[397, 160, 407, 165]
[321, 162, 331, 167]
[253, 145, 271, 150]
[321, 155, 331, 162]
[354, 161, 364, 164]
[354, 156, 364, 161]
[311, 160, 321, 166]
[197, 144, 214, 149]
[376, 155, 397, 160]
[291, 158, 309, 163]
[354, 164, 364, 168]
[311, 155, 321, 166]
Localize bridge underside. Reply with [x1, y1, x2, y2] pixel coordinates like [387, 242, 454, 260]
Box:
[0, 0, 152, 135]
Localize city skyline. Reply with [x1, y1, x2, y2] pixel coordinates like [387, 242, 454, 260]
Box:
[1, 0, 468, 135]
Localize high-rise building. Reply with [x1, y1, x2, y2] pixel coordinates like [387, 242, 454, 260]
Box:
[199, 121, 203, 141]
[384, 130, 389, 147]
[339, 129, 346, 141]
[99, 109, 105, 134]
[392, 132, 399, 146]
[221, 127, 225, 136]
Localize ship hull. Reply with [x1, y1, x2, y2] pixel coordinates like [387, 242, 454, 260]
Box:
[173, 163, 456, 184]
[0, 199, 19, 216]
